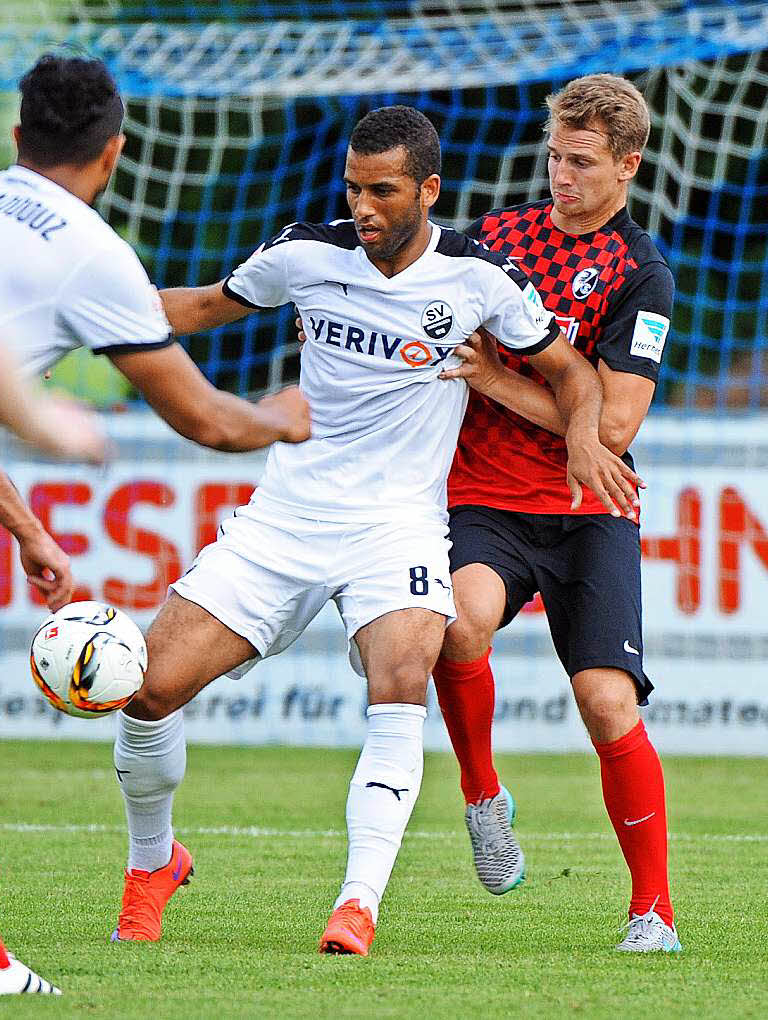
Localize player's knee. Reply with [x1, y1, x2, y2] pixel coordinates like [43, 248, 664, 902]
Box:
[125, 675, 179, 721]
[370, 657, 430, 704]
[442, 613, 494, 661]
[572, 670, 637, 737]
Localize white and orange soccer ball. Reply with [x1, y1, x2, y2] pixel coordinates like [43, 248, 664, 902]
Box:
[30, 601, 147, 719]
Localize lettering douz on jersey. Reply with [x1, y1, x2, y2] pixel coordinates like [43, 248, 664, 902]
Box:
[0, 165, 172, 377]
[0, 189, 67, 240]
[449, 199, 675, 517]
[223, 219, 559, 525]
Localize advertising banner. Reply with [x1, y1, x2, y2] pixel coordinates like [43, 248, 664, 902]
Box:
[1, 414, 768, 754]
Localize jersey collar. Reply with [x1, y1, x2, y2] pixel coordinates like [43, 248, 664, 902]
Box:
[359, 221, 442, 282]
[546, 202, 631, 243]
[3, 164, 86, 210]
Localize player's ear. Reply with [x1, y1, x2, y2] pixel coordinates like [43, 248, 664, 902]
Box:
[12, 124, 20, 148]
[420, 173, 441, 210]
[618, 151, 642, 182]
[101, 133, 126, 176]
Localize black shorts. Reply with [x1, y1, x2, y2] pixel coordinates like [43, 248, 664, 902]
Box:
[448, 505, 653, 704]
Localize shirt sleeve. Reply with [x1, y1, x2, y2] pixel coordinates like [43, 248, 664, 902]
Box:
[56, 241, 172, 355]
[222, 225, 295, 309]
[597, 261, 675, 383]
[482, 264, 560, 356]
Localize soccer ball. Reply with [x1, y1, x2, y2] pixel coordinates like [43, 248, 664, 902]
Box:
[30, 601, 147, 719]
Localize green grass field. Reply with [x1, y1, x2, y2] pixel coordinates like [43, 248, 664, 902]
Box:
[0, 740, 766, 1018]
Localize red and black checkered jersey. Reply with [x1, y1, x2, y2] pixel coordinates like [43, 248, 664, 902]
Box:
[448, 199, 674, 516]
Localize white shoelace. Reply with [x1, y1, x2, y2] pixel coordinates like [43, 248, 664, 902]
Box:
[618, 895, 675, 947]
[466, 798, 505, 855]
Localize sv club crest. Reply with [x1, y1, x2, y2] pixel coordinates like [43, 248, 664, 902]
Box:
[421, 300, 454, 340]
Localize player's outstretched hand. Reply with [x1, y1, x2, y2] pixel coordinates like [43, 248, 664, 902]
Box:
[255, 386, 311, 444]
[18, 525, 73, 611]
[566, 434, 645, 521]
[35, 397, 109, 465]
[439, 329, 502, 395]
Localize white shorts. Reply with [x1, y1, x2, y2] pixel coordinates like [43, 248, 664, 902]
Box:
[170, 506, 456, 677]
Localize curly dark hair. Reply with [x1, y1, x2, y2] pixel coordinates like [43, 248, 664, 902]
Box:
[349, 105, 441, 184]
[18, 54, 124, 168]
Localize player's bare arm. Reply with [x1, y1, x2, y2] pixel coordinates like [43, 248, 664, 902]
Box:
[596, 361, 655, 454]
[443, 330, 654, 455]
[109, 343, 310, 451]
[159, 280, 249, 336]
[0, 344, 107, 464]
[0, 472, 73, 610]
[526, 332, 642, 518]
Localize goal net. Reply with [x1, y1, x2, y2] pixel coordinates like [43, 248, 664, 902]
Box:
[2, 0, 766, 409]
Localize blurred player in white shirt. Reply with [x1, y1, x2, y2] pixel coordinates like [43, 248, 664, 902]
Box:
[0, 54, 309, 453]
[109, 105, 640, 955]
[0, 343, 107, 995]
[0, 53, 311, 992]
[0, 51, 309, 631]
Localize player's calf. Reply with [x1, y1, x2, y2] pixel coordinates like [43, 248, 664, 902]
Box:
[328, 702, 427, 932]
[321, 608, 439, 953]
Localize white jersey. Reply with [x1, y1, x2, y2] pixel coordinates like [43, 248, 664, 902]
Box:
[0, 165, 172, 376]
[225, 219, 558, 524]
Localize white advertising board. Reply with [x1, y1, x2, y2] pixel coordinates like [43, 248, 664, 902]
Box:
[1, 413, 768, 754]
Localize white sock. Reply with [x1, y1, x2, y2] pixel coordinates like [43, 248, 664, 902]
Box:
[335, 703, 426, 924]
[114, 709, 186, 873]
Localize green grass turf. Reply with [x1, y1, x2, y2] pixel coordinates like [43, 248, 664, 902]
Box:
[0, 741, 766, 1018]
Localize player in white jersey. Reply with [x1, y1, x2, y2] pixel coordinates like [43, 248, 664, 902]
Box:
[0, 54, 309, 988]
[0, 55, 309, 453]
[109, 105, 641, 955]
[0, 52, 309, 614]
[0, 338, 109, 996]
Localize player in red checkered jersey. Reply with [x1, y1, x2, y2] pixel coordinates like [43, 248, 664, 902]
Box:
[435, 74, 681, 953]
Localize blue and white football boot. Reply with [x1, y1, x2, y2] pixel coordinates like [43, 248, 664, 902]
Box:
[617, 899, 682, 952]
[464, 785, 525, 895]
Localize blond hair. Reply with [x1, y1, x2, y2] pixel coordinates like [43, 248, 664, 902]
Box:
[545, 74, 650, 159]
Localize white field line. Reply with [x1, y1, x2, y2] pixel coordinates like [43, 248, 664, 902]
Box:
[0, 822, 767, 843]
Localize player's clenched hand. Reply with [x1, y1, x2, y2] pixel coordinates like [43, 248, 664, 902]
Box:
[255, 385, 311, 444]
[566, 433, 645, 520]
[439, 329, 503, 395]
[18, 525, 73, 611]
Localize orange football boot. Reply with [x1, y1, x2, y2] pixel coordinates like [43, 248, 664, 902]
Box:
[110, 839, 194, 942]
[319, 899, 375, 956]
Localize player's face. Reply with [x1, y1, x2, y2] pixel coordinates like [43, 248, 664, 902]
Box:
[546, 121, 640, 231]
[344, 147, 435, 266]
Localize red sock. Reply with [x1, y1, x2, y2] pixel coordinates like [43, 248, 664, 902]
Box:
[0, 936, 10, 969]
[433, 649, 500, 804]
[593, 719, 673, 925]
